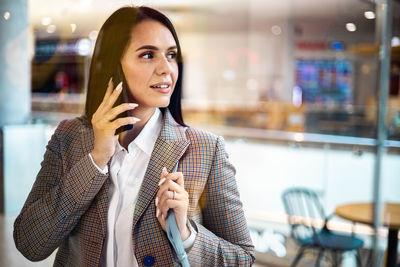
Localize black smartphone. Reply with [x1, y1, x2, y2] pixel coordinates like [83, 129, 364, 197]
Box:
[114, 64, 134, 135]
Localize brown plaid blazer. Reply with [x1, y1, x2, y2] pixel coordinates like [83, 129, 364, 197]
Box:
[14, 110, 255, 266]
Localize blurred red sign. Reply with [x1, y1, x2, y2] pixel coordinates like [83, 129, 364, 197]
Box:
[296, 41, 327, 50]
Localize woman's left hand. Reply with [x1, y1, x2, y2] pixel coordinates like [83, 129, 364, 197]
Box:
[155, 167, 190, 241]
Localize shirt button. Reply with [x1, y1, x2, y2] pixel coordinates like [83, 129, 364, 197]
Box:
[143, 255, 155, 266]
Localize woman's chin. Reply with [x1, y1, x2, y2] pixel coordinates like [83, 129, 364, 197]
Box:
[138, 97, 171, 109]
[155, 99, 171, 108]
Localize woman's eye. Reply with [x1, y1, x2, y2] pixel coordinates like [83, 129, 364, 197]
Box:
[167, 52, 177, 60]
[140, 52, 153, 59]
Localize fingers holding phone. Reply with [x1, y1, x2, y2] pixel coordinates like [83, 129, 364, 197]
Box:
[115, 64, 134, 135]
[90, 78, 139, 169]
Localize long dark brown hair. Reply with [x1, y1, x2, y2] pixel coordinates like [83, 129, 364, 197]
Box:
[85, 6, 185, 126]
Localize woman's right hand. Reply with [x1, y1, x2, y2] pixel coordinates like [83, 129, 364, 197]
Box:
[90, 78, 140, 169]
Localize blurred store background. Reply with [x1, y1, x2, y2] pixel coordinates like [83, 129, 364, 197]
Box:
[0, 0, 400, 266]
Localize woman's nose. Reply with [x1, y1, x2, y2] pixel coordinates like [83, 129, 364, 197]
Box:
[155, 56, 173, 76]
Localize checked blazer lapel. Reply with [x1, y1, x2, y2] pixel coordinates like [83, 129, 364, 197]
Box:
[132, 110, 190, 228]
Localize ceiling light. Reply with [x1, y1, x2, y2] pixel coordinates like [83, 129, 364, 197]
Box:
[392, 37, 400, 47]
[77, 38, 92, 56]
[364, 11, 375, 19]
[346, 23, 356, 32]
[271, 25, 282, 36]
[42, 17, 52, 26]
[46, 25, 56, 34]
[3, 11, 10, 20]
[70, 24, 77, 33]
[89, 30, 98, 40]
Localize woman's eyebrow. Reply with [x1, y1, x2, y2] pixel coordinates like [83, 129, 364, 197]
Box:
[135, 45, 177, 52]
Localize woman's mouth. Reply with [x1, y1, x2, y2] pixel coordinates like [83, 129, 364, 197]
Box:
[150, 83, 171, 93]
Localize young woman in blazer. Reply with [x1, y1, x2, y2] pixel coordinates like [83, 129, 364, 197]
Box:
[14, 6, 255, 266]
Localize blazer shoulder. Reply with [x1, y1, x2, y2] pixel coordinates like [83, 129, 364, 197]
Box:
[185, 126, 222, 149]
[53, 116, 90, 142]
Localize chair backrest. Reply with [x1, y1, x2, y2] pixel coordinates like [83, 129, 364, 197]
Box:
[282, 187, 326, 243]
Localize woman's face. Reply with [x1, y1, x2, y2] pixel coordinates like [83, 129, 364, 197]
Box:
[121, 20, 179, 109]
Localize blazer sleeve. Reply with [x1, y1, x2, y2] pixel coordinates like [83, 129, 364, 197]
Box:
[187, 136, 255, 266]
[13, 120, 108, 261]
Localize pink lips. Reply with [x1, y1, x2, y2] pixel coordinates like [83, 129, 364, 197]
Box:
[150, 82, 171, 94]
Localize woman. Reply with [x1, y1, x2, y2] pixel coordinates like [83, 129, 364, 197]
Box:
[14, 6, 255, 266]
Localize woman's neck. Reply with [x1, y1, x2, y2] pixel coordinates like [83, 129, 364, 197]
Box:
[118, 106, 156, 150]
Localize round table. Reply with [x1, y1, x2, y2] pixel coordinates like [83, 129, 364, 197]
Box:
[335, 202, 400, 267]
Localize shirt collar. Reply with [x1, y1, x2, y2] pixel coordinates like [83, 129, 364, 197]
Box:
[114, 108, 162, 156]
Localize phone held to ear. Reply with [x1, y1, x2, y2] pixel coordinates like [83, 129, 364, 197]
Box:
[114, 65, 134, 135]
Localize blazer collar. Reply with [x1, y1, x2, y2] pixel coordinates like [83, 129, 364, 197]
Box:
[132, 109, 190, 227]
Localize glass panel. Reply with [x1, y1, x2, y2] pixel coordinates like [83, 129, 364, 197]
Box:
[2, 0, 396, 266]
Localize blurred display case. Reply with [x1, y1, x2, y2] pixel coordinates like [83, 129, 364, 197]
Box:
[295, 59, 353, 105]
[31, 38, 89, 119]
